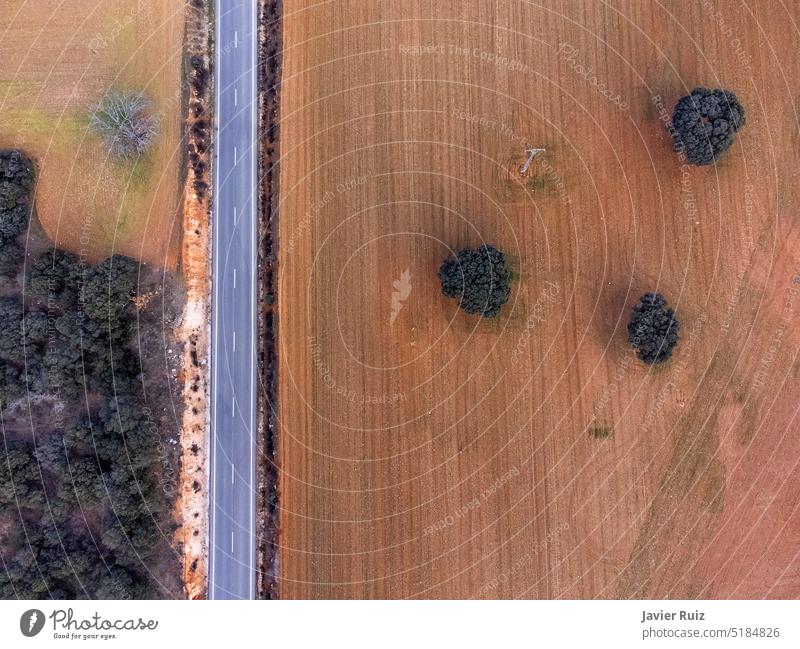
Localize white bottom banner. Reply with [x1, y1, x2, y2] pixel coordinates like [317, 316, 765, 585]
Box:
[1, 600, 797, 648]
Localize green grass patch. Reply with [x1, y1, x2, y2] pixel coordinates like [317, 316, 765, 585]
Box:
[590, 426, 612, 439]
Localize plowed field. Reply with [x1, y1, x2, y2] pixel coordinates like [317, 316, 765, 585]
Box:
[277, 0, 800, 598]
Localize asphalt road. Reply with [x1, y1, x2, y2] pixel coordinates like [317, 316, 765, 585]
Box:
[209, 0, 258, 600]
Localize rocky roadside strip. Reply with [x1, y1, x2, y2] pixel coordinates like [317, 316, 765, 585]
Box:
[175, 0, 214, 600]
[256, 0, 283, 600]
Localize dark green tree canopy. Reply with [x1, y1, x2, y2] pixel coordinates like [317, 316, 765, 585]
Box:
[0, 150, 34, 245]
[0, 205, 30, 245]
[26, 248, 83, 308]
[627, 293, 680, 364]
[82, 254, 139, 322]
[0, 240, 24, 277]
[0, 358, 26, 405]
[670, 87, 746, 166]
[0, 297, 48, 364]
[438, 244, 512, 318]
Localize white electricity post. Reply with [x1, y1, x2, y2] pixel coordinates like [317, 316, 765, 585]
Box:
[520, 147, 546, 175]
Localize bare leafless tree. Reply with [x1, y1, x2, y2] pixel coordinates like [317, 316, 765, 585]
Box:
[89, 90, 159, 158]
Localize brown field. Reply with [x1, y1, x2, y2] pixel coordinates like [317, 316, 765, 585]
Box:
[277, 0, 800, 598]
[0, 0, 185, 267]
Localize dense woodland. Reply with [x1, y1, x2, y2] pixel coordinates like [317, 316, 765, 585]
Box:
[0, 150, 180, 599]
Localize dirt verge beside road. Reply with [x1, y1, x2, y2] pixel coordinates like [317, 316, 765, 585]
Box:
[175, 0, 214, 600]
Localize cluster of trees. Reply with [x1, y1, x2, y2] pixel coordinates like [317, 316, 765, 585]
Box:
[435, 245, 683, 366]
[0, 404, 166, 599]
[0, 149, 173, 599]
